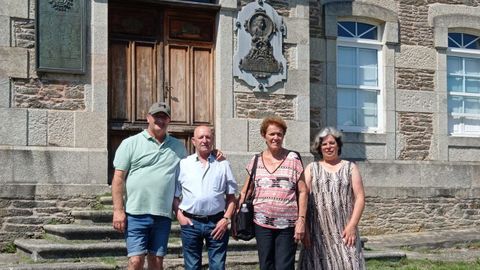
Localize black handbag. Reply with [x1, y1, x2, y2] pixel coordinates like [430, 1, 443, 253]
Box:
[235, 154, 259, 241]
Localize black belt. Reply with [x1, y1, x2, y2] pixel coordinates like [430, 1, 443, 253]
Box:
[182, 211, 224, 222]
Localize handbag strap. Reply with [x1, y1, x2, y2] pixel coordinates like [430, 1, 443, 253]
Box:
[245, 154, 259, 200]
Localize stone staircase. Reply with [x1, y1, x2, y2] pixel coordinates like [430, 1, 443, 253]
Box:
[10, 196, 261, 269]
[7, 196, 403, 269]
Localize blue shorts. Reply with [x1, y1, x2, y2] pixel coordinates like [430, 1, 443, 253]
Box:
[125, 214, 172, 257]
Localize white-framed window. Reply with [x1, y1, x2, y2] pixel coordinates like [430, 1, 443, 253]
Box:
[447, 32, 480, 136]
[337, 21, 383, 133]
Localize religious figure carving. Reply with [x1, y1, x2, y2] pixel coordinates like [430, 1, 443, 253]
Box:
[48, 0, 74, 12]
[239, 10, 282, 79]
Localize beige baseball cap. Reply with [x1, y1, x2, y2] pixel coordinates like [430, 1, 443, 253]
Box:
[148, 101, 171, 117]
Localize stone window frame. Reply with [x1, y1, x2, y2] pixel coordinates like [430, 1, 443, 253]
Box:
[336, 19, 384, 134]
[323, 1, 398, 158]
[429, 4, 480, 160]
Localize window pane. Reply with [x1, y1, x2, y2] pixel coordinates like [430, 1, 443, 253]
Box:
[358, 48, 377, 66]
[448, 117, 462, 134]
[338, 67, 356, 85]
[465, 77, 480, 93]
[463, 33, 478, 47]
[337, 108, 356, 126]
[464, 118, 480, 133]
[338, 22, 355, 37]
[448, 33, 462, 48]
[358, 109, 378, 127]
[357, 90, 377, 110]
[358, 49, 377, 86]
[338, 46, 356, 65]
[359, 67, 377, 86]
[357, 22, 377, 40]
[447, 56, 462, 75]
[448, 96, 463, 113]
[465, 58, 480, 76]
[470, 39, 480, 50]
[337, 88, 355, 107]
[465, 97, 480, 114]
[447, 76, 463, 92]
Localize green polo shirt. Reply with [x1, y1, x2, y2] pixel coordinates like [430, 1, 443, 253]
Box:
[113, 130, 187, 218]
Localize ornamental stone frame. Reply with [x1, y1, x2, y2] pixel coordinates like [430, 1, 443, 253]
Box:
[429, 4, 480, 162]
[233, 0, 287, 91]
[321, 1, 399, 160]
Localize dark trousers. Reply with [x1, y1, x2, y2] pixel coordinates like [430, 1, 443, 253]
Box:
[254, 223, 297, 270]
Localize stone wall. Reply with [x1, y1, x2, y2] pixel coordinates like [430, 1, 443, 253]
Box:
[13, 78, 85, 110]
[396, 68, 435, 91]
[238, 0, 291, 16]
[12, 18, 35, 49]
[309, 0, 323, 38]
[0, 196, 96, 250]
[362, 197, 480, 235]
[398, 112, 433, 160]
[235, 93, 295, 119]
[398, 1, 434, 47]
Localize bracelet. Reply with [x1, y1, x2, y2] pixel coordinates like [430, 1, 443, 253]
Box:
[223, 217, 231, 224]
[298, 216, 305, 219]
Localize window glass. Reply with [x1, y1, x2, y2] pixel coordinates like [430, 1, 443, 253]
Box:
[465, 58, 480, 76]
[464, 119, 480, 133]
[338, 89, 356, 107]
[337, 21, 377, 40]
[338, 46, 356, 65]
[448, 33, 462, 48]
[448, 32, 480, 49]
[447, 56, 462, 75]
[338, 22, 355, 37]
[358, 90, 377, 110]
[358, 48, 378, 86]
[463, 33, 479, 49]
[338, 67, 356, 85]
[357, 22, 377, 39]
[448, 96, 463, 114]
[447, 76, 463, 92]
[465, 97, 480, 114]
[466, 77, 480, 93]
[337, 108, 356, 126]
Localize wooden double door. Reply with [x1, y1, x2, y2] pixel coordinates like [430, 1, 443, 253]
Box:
[108, 2, 216, 177]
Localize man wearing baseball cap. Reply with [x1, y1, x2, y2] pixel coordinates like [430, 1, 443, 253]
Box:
[111, 101, 187, 270]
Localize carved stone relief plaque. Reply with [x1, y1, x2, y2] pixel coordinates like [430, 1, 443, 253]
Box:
[233, 0, 287, 91]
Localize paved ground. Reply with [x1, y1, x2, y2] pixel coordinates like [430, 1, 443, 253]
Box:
[1, 227, 479, 267]
[364, 227, 480, 262]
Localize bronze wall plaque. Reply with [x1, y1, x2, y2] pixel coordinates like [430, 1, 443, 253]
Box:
[36, 0, 86, 73]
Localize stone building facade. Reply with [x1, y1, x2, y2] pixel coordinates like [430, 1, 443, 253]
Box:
[0, 0, 479, 247]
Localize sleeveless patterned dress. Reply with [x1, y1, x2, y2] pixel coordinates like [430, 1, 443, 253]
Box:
[298, 160, 365, 270]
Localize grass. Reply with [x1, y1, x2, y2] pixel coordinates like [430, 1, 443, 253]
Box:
[1, 242, 16, 253]
[367, 258, 480, 270]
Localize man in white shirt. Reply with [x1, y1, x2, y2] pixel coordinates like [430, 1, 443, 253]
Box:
[173, 126, 237, 270]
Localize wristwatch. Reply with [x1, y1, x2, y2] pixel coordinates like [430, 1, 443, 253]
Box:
[223, 216, 231, 224]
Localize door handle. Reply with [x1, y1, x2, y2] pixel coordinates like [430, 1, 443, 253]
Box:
[164, 81, 172, 100]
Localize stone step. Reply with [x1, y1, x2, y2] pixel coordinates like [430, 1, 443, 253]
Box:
[14, 238, 258, 262]
[43, 224, 183, 240]
[98, 197, 112, 206]
[71, 210, 112, 225]
[4, 216, 51, 225]
[2, 223, 43, 233]
[43, 224, 124, 240]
